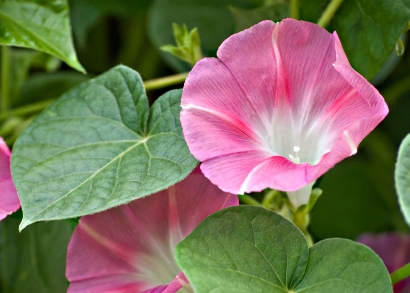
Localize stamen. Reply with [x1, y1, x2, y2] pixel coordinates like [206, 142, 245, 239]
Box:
[289, 146, 301, 164]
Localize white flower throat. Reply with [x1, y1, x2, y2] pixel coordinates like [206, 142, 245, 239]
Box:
[289, 146, 301, 164]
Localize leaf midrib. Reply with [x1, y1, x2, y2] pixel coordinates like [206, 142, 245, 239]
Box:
[0, 2, 70, 59]
[23, 138, 148, 224]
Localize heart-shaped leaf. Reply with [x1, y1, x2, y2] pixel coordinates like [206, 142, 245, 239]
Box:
[11, 65, 198, 230]
[176, 206, 392, 292]
[395, 133, 410, 227]
[0, 0, 84, 72]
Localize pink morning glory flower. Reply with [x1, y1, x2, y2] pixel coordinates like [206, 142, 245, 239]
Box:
[357, 233, 410, 293]
[66, 170, 238, 293]
[0, 137, 20, 220]
[180, 18, 388, 207]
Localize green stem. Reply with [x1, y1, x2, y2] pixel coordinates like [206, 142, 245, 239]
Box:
[317, 0, 344, 28]
[0, 73, 189, 121]
[1, 46, 10, 114]
[0, 99, 54, 122]
[144, 72, 188, 91]
[262, 189, 278, 208]
[390, 263, 410, 285]
[290, 0, 299, 20]
[238, 194, 262, 206]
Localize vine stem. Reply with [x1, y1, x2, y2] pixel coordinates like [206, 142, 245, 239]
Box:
[0, 99, 54, 122]
[290, 0, 299, 20]
[144, 72, 188, 91]
[1, 46, 10, 114]
[390, 263, 410, 285]
[0, 72, 189, 121]
[238, 194, 262, 206]
[317, 0, 344, 28]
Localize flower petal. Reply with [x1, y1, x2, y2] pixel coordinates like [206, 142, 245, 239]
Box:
[67, 171, 237, 292]
[162, 272, 188, 293]
[181, 19, 388, 194]
[181, 102, 265, 162]
[0, 138, 20, 220]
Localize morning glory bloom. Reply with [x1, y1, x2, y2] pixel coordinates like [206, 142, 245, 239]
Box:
[66, 170, 238, 293]
[0, 137, 20, 220]
[180, 19, 388, 207]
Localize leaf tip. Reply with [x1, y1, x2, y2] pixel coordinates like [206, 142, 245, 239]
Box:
[19, 218, 31, 232]
[68, 59, 86, 74]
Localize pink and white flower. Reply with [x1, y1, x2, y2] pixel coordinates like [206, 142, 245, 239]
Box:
[66, 170, 238, 293]
[0, 137, 20, 220]
[180, 19, 388, 207]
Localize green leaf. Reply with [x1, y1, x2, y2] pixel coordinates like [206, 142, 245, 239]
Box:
[160, 23, 203, 66]
[0, 217, 72, 293]
[333, 0, 410, 79]
[395, 133, 410, 227]
[11, 65, 198, 229]
[0, 0, 85, 73]
[176, 206, 392, 293]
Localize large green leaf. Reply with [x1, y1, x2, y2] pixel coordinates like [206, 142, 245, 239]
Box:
[176, 206, 392, 292]
[0, 217, 72, 293]
[333, 0, 410, 79]
[11, 65, 198, 229]
[0, 0, 84, 72]
[395, 133, 410, 227]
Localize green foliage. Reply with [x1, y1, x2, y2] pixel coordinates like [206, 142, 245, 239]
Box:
[11, 65, 198, 229]
[299, 0, 410, 80]
[334, 0, 410, 79]
[160, 23, 203, 66]
[176, 206, 392, 293]
[229, 2, 289, 32]
[69, 0, 154, 49]
[395, 133, 410, 227]
[9, 49, 60, 107]
[310, 160, 396, 239]
[0, 0, 84, 72]
[0, 217, 72, 293]
[17, 71, 90, 106]
[148, 0, 257, 71]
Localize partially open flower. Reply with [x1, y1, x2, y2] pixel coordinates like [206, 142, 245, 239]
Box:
[66, 170, 238, 293]
[180, 19, 388, 207]
[0, 137, 20, 220]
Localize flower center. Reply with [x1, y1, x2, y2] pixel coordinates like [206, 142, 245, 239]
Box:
[289, 146, 301, 164]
